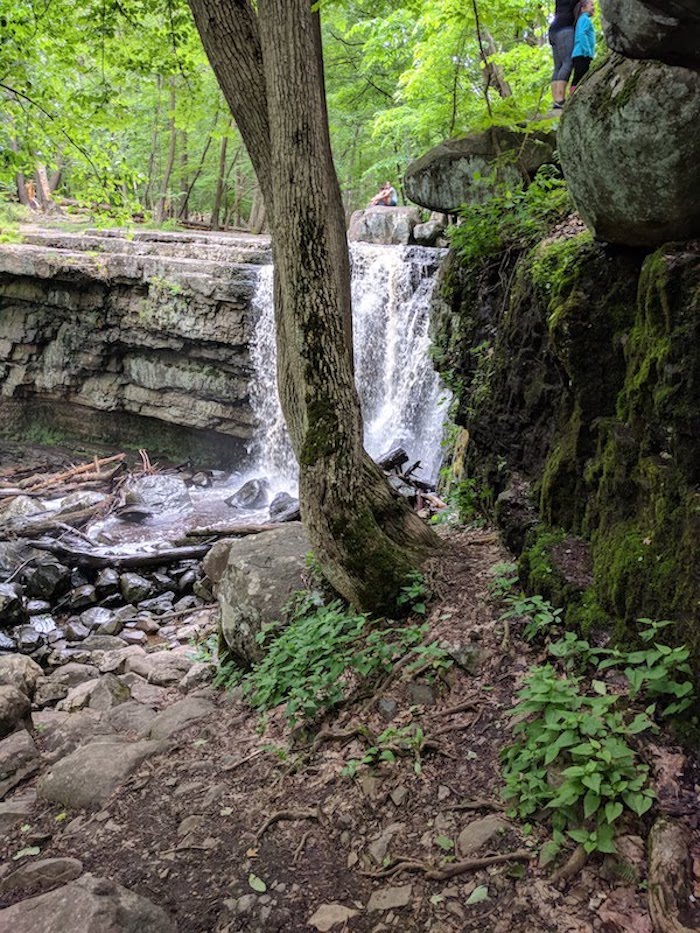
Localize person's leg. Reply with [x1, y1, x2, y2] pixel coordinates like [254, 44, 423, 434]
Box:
[550, 29, 564, 105]
[570, 55, 592, 92]
[552, 28, 575, 106]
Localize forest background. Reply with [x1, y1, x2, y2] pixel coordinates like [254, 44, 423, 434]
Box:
[0, 0, 586, 228]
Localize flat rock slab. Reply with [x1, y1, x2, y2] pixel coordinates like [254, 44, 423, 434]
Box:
[38, 737, 166, 808]
[0, 728, 40, 799]
[148, 697, 215, 741]
[0, 790, 36, 836]
[105, 701, 157, 734]
[0, 857, 83, 896]
[0, 872, 176, 933]
[457, 814, 508, 857]
[367, 885, 413, 911]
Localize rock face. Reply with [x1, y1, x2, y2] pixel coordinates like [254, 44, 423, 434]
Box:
[0, 228, 270, 466]
[0, 872, 176, 933]
[347, 206, 422, 246]
[559, 55, 700, 247]
[216, 523, 310, 666]
[600, 0, 700, 67]
[404, 126, 556, 213]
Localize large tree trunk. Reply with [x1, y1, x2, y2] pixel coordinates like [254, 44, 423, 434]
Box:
[187, 0, 438, 612]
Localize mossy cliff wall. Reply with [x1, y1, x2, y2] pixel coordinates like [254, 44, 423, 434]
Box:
[432, 233, 700, 658]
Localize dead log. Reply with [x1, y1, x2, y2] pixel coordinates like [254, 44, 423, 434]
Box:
[648, 817, 696, 933]
[20, 454, 126, 491]
[6, 503, 105, 537]
[375, 447, 409, 471]
[185, 523, 294, 538]
[27, 539, 212, 569]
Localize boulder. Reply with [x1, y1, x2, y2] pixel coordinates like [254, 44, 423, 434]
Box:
[0, 790, 35, 835]
[559, 55, 700, 246]
[348, 207, 421, 246]
[0, 872, 176, 932]
[0, 857, 83, 897]
[412, 219, 446, 247]
[404, 126, 556, 213]
[0, 655, 43, 698]
[25, 561, 71, 600]
[125, 474, 192, 513]
[217, 523, 310, 666]
[269, 492, 301, 522]
[38, 736, 166, 808]
[225, 477, 270, 509]
[600, 0, 700, 68]
[119, 572, 154, 604]
[125, 650, 193, 686]
[147, 696, 215, 740]
[41, 709, 112, 762]
[0, 582, 27, 627]
[105, 701, 157, 734]
[0, 729, 40, 799]
[0, 684, 31, 737]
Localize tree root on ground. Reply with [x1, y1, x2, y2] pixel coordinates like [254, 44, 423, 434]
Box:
[255, 808, 319, 841]
[362, 850, 533, 880]
[648, 817, 696, 933]
[550, 845, 588, 886]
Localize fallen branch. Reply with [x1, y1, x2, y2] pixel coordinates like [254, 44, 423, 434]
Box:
[255, 808, 319, 841]
[186, 522, 292, 538]
[7, 503, 105, 537]
[293, 830, 313, 864]
[362, 850, 533, 880]
[446, 799, 506, 813]
[20, 453, 126, 491]
[430, 698, 480, 719]
[27, 538, 212, 568]
[549, 844, 588, 886]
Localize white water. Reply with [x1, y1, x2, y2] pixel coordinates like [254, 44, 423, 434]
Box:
[248, 243, 451, 495]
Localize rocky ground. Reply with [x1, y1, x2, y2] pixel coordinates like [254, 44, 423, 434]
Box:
[0, 521, 698, 932]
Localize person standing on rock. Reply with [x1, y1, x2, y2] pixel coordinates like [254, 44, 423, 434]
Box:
[570, 0, 596, 92]
[549, 0, 576, 109]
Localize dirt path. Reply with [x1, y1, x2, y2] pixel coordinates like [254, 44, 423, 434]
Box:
[1, 527, 697, 932]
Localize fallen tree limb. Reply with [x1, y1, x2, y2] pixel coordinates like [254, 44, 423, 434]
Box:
[185, 522, 293, 538]
[20, 453, 126, 491]
[7, 503, 105, 537]
[550, 844, 588, 887]
[27, 538, 212, 568]
[362, 850, 533, 880]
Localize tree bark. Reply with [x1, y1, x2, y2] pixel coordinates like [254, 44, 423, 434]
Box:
[187, 0, 438, 612]
[179, 129, 188, 220]
[155, 79, 177, 224]
[211, 120, 230, 230]
[144, 76, 162, 210]
[34, 163, 59, 213]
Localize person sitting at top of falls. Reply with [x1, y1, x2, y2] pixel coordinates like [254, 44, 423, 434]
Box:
[549, 0, 576, 109]
[369, 181, 398, 208]
[570, 0, 596, 93]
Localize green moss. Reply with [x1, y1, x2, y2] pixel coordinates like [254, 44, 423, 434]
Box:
[529, 231, 594, 320]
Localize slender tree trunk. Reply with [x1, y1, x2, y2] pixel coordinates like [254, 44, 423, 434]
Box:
[144, 76, 162, 211]
[211, 124, 230, 230]
[34, 163, 59, 212]
[155, 80, 177, 224]
[483, 29, 512, 99]
[187, 0, 438, 612]
[179, 130, 188, 220]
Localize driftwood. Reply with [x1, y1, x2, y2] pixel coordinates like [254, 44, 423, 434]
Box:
[27, 538, 212, 569]
[185, 522, 293, 538]
[5, 503, 105, 538]
[18, 453, 126, 491]
[648, 818, 696, 933]
[375, 447, 409, 471]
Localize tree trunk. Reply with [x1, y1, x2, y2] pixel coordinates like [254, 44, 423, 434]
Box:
[211, 121, 231, 230]
[179, 130, 188, 220]
[34, 163, 59, 212]
[155, 80, 177, 224]
[187, 0, 438, 612]
[144, 76, 162, 211]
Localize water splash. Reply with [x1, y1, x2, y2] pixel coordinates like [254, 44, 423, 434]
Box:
[248, 243, 451, 494]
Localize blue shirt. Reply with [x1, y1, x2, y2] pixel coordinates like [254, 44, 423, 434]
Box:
[573, 12, 595, 58]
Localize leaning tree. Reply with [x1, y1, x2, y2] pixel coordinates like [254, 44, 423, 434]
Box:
[187, 0, 439, 612]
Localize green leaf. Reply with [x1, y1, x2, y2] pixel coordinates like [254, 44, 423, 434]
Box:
[583, 790, 601, 819]
[248, 873, 267, 893]
[539, 840, 560, 867]
[13, 846, 41, 860]
[466, 885, 489, 905]
[591, 680, 607, 695]
[604, 802, 623, 824]
[595, 823, 617, 854]
[435, 835, 454, 851]
[567, 828, 590, 844]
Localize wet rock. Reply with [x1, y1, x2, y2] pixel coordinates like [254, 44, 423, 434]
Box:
[70, 568, 89, 588]
[0, 655, 43, 698]
[105, 701, 157, 734]
[387, 474, 415, 498]
[0, 494, 45, 524]
[457, 815, 508, 857]
[69, 585, 97, 610]
[0, 872, 176, 932]
[225, 477, 270, 510]
[96, 617, 125, 637]
[0, 684, 31, 737]
[0, 582, 27, 627]
[494, 473, 538, 554]
[25, 561, 71, 601]
[269, 492, 301, 523]
[120, 572, 154, 604]
[0, 631, 15, 651]
[127, 474, 193, 513]
[94, 567, 119, 596]
[148, 696, 215, 740]
[58, 490, 106, 513]
[15, 624, 45, 652]
[138, 592, 175, 614]
[27, 599, 51, 615]
[31, 614, 58, 636]
[217, 523, 310, 666]
[0, 790, 35, 835]
[0, 729, 40, 798]
[152, 571, 175, 590]
[38, 737, 167, 808]
[0, 857, 83, 896]
[367, 884, 413, 911]
[178, 568, 198, 590]
[348, 207, 422, 246]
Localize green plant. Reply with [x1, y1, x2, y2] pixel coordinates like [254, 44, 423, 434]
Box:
[502, 665, 656, 857]
[342, 724, 426, 778]
[501, 592, 563, 642]
[488, 562, 519, 599]
[397, 572, 429, 615]
[189, 633, 217, 663]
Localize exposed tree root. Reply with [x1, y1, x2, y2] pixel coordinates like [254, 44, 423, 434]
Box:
[446, 799, 506, 812]
[550, 845, 588, 886]
[362, 850, 533, 880]
[255, 808, 319, 841]
[648, 817, 696, 933]
[293, 830, 313, 864]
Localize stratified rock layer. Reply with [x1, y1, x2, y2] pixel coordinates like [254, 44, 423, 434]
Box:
[559, 55, 700, 247]
[0, 228, 271, 466]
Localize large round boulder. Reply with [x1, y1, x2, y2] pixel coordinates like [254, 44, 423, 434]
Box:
[600, 0, 700, 68]
[559, 55, 700, 247]
[216, 523, 309, 667]
[403, 126, 556, 214]
[347, 206, 421, 246]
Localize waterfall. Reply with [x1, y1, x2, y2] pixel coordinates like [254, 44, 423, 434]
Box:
[248, 243, 450, 494]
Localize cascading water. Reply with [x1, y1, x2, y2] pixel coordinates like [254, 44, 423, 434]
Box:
[248, 242, 451, 494]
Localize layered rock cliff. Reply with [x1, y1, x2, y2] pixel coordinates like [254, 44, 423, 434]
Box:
[0, 228, 271, 466]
